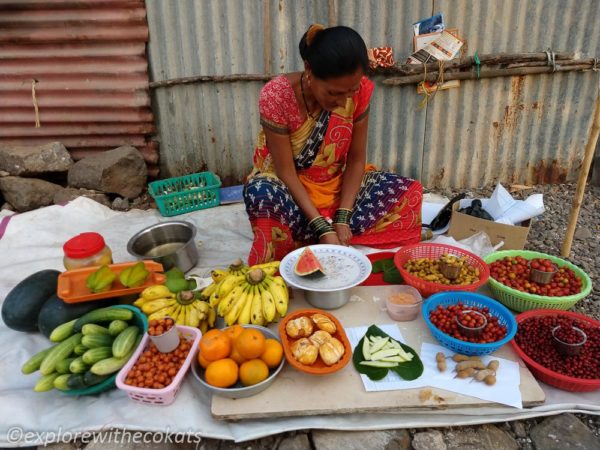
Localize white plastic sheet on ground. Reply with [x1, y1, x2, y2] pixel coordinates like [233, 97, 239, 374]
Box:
[0, 198, 598, 447]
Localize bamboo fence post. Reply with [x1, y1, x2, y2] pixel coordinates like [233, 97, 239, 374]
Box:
[561, 91, 600, 257]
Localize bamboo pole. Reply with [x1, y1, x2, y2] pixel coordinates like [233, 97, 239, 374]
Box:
[262, 0, 271, 75]
[382, 62, 594, 86]
[148, 74, 272, 89]
[561, 91, 600, 257]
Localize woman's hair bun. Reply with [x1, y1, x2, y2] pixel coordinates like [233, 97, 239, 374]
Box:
[306, 23, 325, 46]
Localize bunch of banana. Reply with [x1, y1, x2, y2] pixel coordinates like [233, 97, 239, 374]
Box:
[133, 284, 216, 333]
[209, 263, 289, 327]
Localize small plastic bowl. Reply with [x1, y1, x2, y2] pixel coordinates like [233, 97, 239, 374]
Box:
[530, 265, 557, 285]
[385, 285, 423, 321]
[455, 310, 487, 338]
[148, 316, 180, 353]
[438, 258, 463, 280]
[552, 325, 587, 356]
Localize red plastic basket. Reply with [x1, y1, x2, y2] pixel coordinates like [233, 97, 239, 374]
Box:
[394, 243, 489, 298]
[510, 309, 600, 392]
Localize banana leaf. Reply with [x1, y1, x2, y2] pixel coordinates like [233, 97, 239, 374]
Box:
[371, 257, 395, 273]
[352, 325, 424, 381]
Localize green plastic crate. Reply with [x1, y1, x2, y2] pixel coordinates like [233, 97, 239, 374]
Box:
[148, 172, 221, 217]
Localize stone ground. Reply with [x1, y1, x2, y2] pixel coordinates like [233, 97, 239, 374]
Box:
[22, 183, 600, 450]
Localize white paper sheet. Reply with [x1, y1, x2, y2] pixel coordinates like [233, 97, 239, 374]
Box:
[421, 343, 523, 409]
[346, 324, 432, 391]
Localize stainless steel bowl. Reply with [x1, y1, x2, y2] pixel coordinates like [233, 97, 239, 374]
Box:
[304, 289, 351, 310]
[191, 325, 285, 399]
[127, 221, 199, 272]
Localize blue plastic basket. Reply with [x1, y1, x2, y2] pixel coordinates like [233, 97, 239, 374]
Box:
[148, 171, 221, 217]
[422, 292, 518, 356]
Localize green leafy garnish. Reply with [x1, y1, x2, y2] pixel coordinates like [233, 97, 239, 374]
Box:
[352, 325, 424, 381]
[382, 265, 403, 284]
[371, 257, 395, 273]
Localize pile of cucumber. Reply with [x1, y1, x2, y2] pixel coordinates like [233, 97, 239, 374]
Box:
[22, 306, 142, 393]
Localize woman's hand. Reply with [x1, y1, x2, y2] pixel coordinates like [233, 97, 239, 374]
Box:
[319, 232, 342, 246]
[334, 223, 352, 246]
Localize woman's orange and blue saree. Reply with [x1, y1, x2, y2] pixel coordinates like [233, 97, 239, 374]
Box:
[244, 75, 422, 264]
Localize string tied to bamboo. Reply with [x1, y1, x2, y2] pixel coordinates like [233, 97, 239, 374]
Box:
[31, 79, 41, 128]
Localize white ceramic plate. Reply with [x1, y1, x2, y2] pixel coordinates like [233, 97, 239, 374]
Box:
[280, 244, 372, 292]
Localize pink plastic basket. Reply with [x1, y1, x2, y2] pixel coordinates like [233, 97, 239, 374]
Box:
[116, 325, 201, 405]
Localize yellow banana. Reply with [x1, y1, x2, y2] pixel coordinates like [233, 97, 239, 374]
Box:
[141, 297, 177, 315]
[216, 274, 246, 300]
[200, 282, 218, 301]
[208, 279, 225, 307]
[250, 285, 264, 325]
[148, 305, 176, 322]
[218, 283, 246, 316]
[199, 320, 208, 334]
[238, 285, 254, 325]
[207, 305, 216, 327]
[259, 283, 277, 323]
[266, 275, 289, 316]
[193, 300, 210, 315]
[224, 285, 251, 326]
[133, 296, 148, 307]
[186, 306, 200, 327]
[141, 285, 174, 301]
[211, 269, 229, 283]
[250, 261, 280, 276]
[228, 258, 249, 276]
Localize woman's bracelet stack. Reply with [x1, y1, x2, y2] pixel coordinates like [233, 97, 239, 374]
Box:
[308, 216, 335, 239]
[333, 208, 352, 226]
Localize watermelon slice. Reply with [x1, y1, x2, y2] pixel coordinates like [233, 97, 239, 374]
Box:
[294, 247, 325, 277]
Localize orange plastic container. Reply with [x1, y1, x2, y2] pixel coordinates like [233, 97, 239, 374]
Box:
[279, 308, 351, 375]
[57, 260, 166, 303]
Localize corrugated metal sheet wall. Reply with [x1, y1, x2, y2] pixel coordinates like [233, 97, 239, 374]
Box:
[0, 0, 158, 175]
[146, 0, 600, 188]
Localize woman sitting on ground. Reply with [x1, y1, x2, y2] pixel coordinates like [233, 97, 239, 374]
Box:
[244, 24, 423, 264]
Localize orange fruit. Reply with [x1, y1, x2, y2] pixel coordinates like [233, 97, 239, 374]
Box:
[229, 346, 247, 365]
[239, 359, 269, 386]
[260, 338, 283, 368]
[199, 329, 231, 362]
[224, 324, 244, 344]
[204, 358, 239, 388]
[234, 328, 266, 360]
[197, 351, 212, 369]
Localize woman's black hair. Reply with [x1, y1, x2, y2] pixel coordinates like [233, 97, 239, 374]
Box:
[299, 25, 368, 80]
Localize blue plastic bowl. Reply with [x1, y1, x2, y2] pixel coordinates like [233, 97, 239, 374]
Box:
[63, 304, 148, 396]
[422, 292, 518, 356]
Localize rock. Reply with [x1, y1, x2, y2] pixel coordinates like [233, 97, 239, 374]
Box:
[412, 430, 446, 450]
[39, 443, 77, 450]
[220, 435, 276, 449]
[0, 170, 9, 177]
[530, 413, 599, 450]
[53, 187, 111, 208]
[1, 202, 14, 211]
[312, 430, 410, 450]
[0, 176, 63, 212]
[83, 431, 196, 450]
[279, 433, 312, 450]
[445, 425, 517, 450]
[510, 421, 527, 438]
[68, 145, 147, 199]
[574, 227, 593, 240]
[0, 142, 73, 176]
[112, 197, 130, 211]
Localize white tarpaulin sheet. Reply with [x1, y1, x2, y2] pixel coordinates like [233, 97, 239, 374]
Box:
[0, 198, 598, 447]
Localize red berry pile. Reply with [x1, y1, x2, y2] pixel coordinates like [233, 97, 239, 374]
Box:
[553, 325, 585, 344]
[457, 310, 486, 329]
[530, 258, 556, 272]
[429, 302, 507, 344]
[515, 316, 599, 380]
[489, 256, 582, 296]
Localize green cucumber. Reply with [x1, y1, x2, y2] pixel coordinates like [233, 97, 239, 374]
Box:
[108, 319, 129, 336]
[49, 319, 77, 342]
[39, 333, 82, 376]
[73, 307, 133, 332]
[112, 326, 139, 358]
[56, 357, 77, 374]
[34, 373, 60, 392]
[81, 334, 114, 349]
[21, 345, 57, 375]
[66, 374, 87, 390]
[82, 347, 113, 365]
[54, 374, 71, 391]
[73, 344, 88, 355]
[82, 323, 111, 336]
[83, 370, 111, 387]
[69, 357, 90, 374]
[91, 335, 140, 376]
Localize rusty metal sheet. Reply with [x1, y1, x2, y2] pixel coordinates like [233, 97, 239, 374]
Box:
[0, 0, 156, 173]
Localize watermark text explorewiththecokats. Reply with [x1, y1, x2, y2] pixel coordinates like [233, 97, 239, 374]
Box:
[6, 426, 204, 446]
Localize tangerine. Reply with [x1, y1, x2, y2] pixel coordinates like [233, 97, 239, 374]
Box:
[197, 351, 212, 369]
[229, 346, 247, 365]
[260, 338, 283, 368]
[234, 328, 266, 359]
[199, 329, 231, 361]
[239, 359, 269, 386]
[204, 358, 238, 388]
[224, 324, 244, 343]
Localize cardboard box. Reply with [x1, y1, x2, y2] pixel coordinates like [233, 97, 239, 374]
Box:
[447, 203, 531, 250]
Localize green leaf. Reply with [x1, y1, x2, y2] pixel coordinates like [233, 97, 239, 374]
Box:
[352, 325, 424, 381]
[382, 265, 403, 284]
[371, 257, 395, 274]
